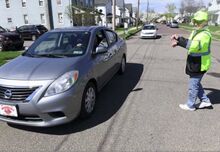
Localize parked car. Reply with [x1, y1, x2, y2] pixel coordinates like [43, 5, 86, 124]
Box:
[140, 24, 158, 39]
[0, 26, 24, 51]
[170, 21, 179, 28]
[0, 26, 127, 127]
[16, 25, 48, 41]
[166, 21, 171, 26]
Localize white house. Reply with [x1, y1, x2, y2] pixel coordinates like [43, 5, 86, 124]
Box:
[116, 0, 125, 27]
[125, 3, 133, 26]
[94, 0, 112, 27]
[208, 0, 220, 25]
[0, 0, 95, 30]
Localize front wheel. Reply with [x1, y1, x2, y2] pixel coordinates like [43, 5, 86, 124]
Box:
[0, 43, 4, 51]
[80, 82, 97, 118]
[118, 56, 126, 75]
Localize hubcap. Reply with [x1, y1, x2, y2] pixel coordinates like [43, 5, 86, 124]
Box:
[84, 87, 96, 113]
[32, 35, 36, 40]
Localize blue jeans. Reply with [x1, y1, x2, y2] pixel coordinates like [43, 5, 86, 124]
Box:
[187, 74, 210, 108]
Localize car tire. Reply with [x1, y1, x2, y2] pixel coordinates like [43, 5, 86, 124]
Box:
[80, 82, 97, 118]
[0, 43, 5, 51]
[118, 56, 126, 75]
[32, 35, 36, 41]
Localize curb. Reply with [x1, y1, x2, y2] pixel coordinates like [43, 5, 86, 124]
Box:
[118, 27, 142, 40]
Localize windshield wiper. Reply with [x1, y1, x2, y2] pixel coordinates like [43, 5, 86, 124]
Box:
[22, 52, 36, 57]
[35, 54, 65, 58]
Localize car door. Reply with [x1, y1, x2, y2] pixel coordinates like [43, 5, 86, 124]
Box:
[105, 30, 121, 75]
[92, 29, 112, 88]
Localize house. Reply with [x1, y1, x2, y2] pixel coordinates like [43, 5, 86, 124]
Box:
[116, 0, 125, 27]
[125, 3, 133, 26]
[71, 0, 95, 26]
[132, 7, 138, 26]
[208, 0, 220, 25]
[0, 0, 95, 30]
[94, 0, 112, 27]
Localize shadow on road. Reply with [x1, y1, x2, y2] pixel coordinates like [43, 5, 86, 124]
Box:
[207, 72, 220, 78]
[9, 63, 144, 135]
[140, 35, 162, 40]
[204, 88, 220, 104]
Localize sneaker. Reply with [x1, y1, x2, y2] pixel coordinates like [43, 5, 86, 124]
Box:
[197, 101, 212, 109]
[179, 104, 196, 111]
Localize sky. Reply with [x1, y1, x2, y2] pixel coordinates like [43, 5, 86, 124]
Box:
[124, 0, 211, 13]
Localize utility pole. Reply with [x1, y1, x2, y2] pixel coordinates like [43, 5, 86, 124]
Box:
[136, 0, 140, 30]
[147, 0, 149, 23]
[112, 0, 116, 31]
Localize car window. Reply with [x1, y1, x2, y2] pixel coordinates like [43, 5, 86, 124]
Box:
[28, 25, 35, 31]
[34, 33, 58, 53]
[0, 27, 6, 33]
[26, 31, 91, 57]
[143, 26, 156, 30]
[106, 30, 117, 45]
[94, 30, 108, 51]
[18, 26, 26, 31]
[36, 25, 48, 31]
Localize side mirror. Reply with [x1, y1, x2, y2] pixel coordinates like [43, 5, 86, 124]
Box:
[94, 46, 107, 55]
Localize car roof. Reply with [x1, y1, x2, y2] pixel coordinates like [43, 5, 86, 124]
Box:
[52, 26, 107, 32]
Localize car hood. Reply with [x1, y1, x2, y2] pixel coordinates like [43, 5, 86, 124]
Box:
[0, 56, 81, 80]
[0, 32, 20, 37]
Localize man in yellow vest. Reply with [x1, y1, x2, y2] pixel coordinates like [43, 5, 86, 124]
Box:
[171, 10, 212, 111]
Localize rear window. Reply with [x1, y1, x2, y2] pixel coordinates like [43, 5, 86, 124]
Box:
[143, 26, 156, 30]
[36, 25, 47, 31]
[172, 21, 178, 24]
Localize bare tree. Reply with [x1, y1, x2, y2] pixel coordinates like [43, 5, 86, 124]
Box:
[165, 3, 176, 20]
[179, 0, 205, 16]
[179, 1, 185, 15]
[166, 3, 176, 15]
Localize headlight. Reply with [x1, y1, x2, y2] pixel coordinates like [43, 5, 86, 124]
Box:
[44, 70, 79, 97]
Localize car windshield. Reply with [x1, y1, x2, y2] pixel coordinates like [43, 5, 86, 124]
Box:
[24, 31, 91, 58]
[0, 27, 6, 33]
[143, 26, 156, 30]
[173, 21, 178, 24]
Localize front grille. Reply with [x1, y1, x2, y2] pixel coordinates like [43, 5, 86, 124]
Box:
[0, 86, 38, 102]
[1, 114, 43, 122]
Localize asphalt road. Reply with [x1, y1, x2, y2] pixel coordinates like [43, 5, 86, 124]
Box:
[1, 24, 220, 151]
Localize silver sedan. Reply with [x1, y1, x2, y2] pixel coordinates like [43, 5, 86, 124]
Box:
[0, 26, 127, 127]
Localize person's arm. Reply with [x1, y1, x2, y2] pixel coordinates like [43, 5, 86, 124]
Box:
[177, 37, 189, 48]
